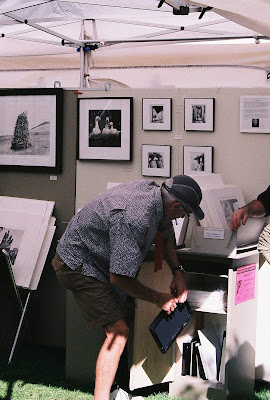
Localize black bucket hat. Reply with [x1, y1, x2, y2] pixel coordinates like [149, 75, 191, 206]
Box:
[163, 175, 204, 220]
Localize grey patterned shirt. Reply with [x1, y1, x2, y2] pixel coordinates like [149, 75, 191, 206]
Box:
[57, 180, 173, 286]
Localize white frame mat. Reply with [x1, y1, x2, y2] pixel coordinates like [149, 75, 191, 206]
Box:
[0, 196, 55, 289]
[142, 98, 172, 131]
[183, 146, 213, 174]
[142, 144, 171, 177]
[185, 98, 215, 131]
[79, 97, 133, 160]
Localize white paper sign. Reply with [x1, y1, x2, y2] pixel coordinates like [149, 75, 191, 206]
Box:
[240, 95, 270, 133]
[204, 228, 225, 240]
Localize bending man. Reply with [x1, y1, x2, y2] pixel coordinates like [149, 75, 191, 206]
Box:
[52, 175, 204, 400]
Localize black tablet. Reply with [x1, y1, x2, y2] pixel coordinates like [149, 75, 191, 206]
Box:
[149, 301, 192, 354]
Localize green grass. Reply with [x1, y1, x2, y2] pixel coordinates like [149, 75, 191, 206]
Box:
[0, 345, 92, 400]
[0, 345, 270, 400]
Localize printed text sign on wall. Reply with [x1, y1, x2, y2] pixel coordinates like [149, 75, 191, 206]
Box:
[235, 263, 256, 305]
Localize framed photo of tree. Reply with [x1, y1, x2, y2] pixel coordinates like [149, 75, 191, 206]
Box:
[0, 88, 63, 172]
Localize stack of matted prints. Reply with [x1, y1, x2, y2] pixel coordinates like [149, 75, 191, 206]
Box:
[0, 196, 56, 290]
[189, 174, 245, 229]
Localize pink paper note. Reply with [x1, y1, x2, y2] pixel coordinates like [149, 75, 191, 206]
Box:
[235, 263, 256, 305]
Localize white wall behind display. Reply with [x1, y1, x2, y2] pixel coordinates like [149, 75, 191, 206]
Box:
[0, 67, 267, 90]
[76, 87, 270, 209]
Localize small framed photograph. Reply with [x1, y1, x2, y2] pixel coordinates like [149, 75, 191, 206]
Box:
[183, 145, 213, 174]
[142, 98, 172, 131]
[184, 98, 215, 131]
[0, 88, 63, 172]
[142, 144, 171, 177]
[79, 97, 133, 160]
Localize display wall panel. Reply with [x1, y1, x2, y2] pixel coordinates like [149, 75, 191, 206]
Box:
[73, 87, 270, 383]
[0, 89, 77, 347]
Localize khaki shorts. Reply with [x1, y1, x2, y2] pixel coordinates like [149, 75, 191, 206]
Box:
[52, 253, 131, 330]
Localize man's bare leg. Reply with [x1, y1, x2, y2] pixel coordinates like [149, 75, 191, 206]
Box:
[94, 319, 129, 400]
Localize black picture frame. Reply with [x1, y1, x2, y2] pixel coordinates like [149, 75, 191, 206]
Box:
[141, 144, 171, 177]
[142, 98, 172, 131]
[0, 88, 63, 173]
[183, 145, 214, 174]
[79, 97, 133, 161]
[184, 98, 215, 132]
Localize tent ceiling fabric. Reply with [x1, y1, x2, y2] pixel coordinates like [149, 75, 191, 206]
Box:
[0, 0, 269, 71]
[183, 0, 270, 38]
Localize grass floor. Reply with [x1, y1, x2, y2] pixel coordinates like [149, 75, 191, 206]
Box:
[0, 345, 270, 400]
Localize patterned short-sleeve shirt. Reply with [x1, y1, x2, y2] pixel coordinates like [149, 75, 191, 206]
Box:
[57, 180, 173, 286]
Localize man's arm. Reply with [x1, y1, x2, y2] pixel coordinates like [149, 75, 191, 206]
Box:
[229, 200, 266, 231]
[163, 236, 188, 303]
[258, 224, 270, 264]
[110, 273, 178, 314]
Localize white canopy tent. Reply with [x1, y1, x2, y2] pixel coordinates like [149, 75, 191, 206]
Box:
[0, 0, 270, 88]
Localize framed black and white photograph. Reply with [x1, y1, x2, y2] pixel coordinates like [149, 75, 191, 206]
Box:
[0, 88, 63, 172]
[79, 97, 133, 160]
[184, 98, 215, 131]
[183, 146, 213, 174]
[142, 98, 172, 131]
[240, 95, 270, 133]
[142, 144, 171, 177]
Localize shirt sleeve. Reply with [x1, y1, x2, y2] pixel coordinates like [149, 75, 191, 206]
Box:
[258, 223, 270, 261]
[257, 185, 270, 216]
[108, 210, 146, 278]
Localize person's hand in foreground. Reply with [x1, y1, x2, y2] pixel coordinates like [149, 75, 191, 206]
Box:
[229, 205, 249, 231]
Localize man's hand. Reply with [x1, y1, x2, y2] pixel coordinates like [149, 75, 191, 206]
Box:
[156, 293, 178, 314]
[229, 206, 249, 231]
[230, 200, 266, 231]
[170, 270, 188, 303]
[110, 273, 179, 314]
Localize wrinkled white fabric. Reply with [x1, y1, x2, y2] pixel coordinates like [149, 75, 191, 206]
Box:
[258, 223, 270, 262]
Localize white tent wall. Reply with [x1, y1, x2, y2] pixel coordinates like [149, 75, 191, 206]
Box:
[0, 60, 268, 89]
[85, 66, 267, 89]
[1, 38, 269, 88]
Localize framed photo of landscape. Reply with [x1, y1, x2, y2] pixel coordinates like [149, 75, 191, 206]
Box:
[0, 88, 63, 172]
[79, 97, 133, 160]
[184, 98, 215, 131]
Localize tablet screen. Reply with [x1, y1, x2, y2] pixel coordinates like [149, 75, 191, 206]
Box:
[149, 301, 192, 354]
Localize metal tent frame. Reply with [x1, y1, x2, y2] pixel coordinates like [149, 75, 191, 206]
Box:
[0, 1, 269, 87]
